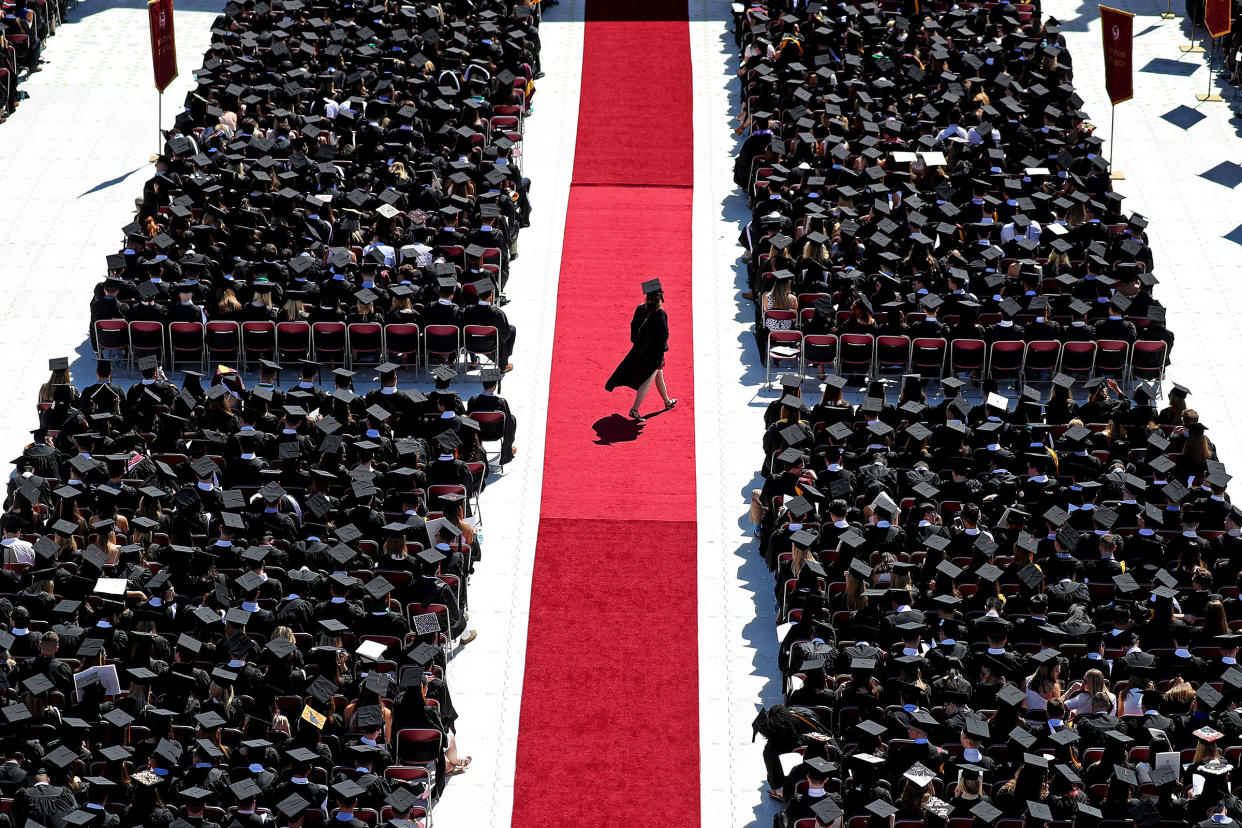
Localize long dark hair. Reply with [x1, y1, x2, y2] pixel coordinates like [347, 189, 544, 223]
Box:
[644, 290, 663, 313]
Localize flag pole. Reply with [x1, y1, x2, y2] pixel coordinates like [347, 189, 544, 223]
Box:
[1197, 34, 1224, 100]
[1109, 105, 1124, 180]
[1182, 19, 1205, 52]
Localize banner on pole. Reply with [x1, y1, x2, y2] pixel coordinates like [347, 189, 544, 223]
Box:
[147, 0, 177, 93]
[1206, 0, 1231, 37]
[1099, 5, 1134, 105]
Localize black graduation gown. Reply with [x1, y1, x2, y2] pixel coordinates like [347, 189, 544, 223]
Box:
[605, 305, 668, 392]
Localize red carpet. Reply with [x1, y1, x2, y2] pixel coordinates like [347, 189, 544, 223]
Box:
[511, 1, 698, 825]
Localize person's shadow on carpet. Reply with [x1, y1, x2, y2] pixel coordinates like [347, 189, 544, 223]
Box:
[592, 413, 643, 444]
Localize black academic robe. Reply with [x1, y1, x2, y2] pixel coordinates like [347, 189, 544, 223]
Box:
[605, 305, 668, 392]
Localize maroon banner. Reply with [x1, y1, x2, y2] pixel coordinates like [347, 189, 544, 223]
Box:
[148, 0, 177, 94]
[1206, 0, 1231, 38]
[1100, 5, 1134, 105]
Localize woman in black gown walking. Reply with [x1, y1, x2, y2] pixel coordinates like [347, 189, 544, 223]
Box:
[605, 278, 678, 420]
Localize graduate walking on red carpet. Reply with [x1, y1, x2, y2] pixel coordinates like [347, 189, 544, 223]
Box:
[605, 277, 678, 420]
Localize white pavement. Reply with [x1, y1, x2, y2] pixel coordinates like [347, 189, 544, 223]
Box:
[690, 2, 785, 828]
[429, 4, 584, 826]
[1040, 0, 1242, 467]
[0, 0, 223, 455]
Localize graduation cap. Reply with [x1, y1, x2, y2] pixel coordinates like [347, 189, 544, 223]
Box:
[230, 778, 262, 801]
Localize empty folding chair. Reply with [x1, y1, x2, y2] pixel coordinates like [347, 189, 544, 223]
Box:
[241, 321, 277, 371]
[168, 322, 205, 371]
[128, 321, 165, 369]
[910, 338, 947, 379]
[987, 341, 1025, 384]
[949, 339, 986, 378]
[276, 321, 312, 364]
[1129, 340, 1168, 385]
[347, 323, 384, 367]
[423, 325, 461, 369]
[874, 335, 911, 376]
[1059, 341, 1096, 379]
[802, 334, 838, 376]
[838, 333, 875, 379]
[1093, 339, 1129, 380]
[94, 319, 129, 363]
[384, 323, 420, 371]
[765, 330, 803, 386]
[310, 322, 347, 366]
[1019, 337, 1057, 375]
[205, 321, 241, 369]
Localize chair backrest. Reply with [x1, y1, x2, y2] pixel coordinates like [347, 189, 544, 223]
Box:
[169, 321, 203, 341]
[802, 334, 837, 365]
[312, 321, 346, 339]
[95, 319, 128, 347]
[1060, 340, 1096, 370]
[469, 411, 506, 441]
[767, 330, 802, 345]
[206, 320, 239, 344]
[951, 338, 986, 368]
[990, 340, 1024, 366]
[1131, 340, 1166, 366]
[910, 337, 947, 371]
[1024, 339, 1061, 368]
[463, 324, 499, 352]
[276, 321, 310, 340]
[875, 335, 910, 366]
[384, 323, 420, 352]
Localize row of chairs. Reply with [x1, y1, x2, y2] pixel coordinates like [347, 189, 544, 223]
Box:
[765, 332, 1168, 390]
[93, 319, 505, 376]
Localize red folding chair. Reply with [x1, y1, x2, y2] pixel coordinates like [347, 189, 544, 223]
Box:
[1022, 340, 1061, 383]
[875, 335, 911, 375]
[838, 333, 875, 378]
[1129, 340, 1167, 385]
[802, 334, 838, 375]
[276, 321, 312, 364]
[424, 325, 460, 369]
[1093, 339, 1130, 380]
[463, 324, 500, 369]
[311, 322, 347, 366]
[1060, 341, 1096, 379]
[128, 321, 165, 369]
[910, 337, 947, 378]
[205, 321, 240, 368]
[168, 322, 205, 371]
[384, 323, 420, 371]
[427, 484, 469, 516]
[345, 323, 383, 367]
[394, 729, 443, 783]
[241, 321, 277, 370]
[765, 330, 803, 386]
[469, 411, 506, 470]
[94, 320, 129, 362]
[987, 341, 1025, 383]
[949, 338, 986, 378]
[383, 765, 430, 786]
